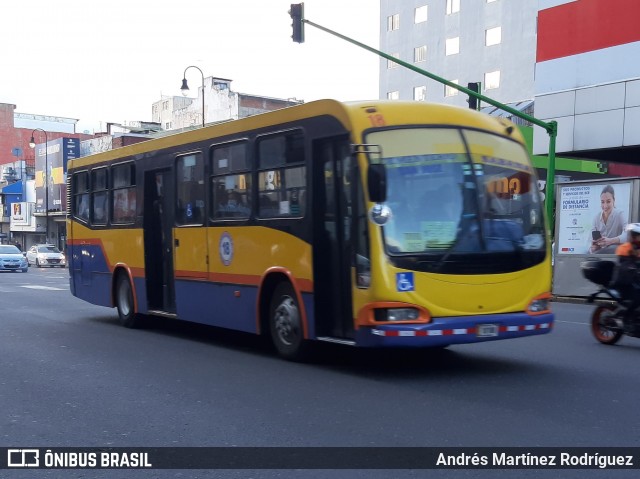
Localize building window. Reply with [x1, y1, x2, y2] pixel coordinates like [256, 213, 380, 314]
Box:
[446, 0, 460, 14]
[485, 26, 501, 46]
[414, 45, 427, 63]
[387, 14, 399, 31]
[387, 91, 400, 100]
[445, 80, 459, 97]
[413, 86, 427, 101]
[414, 5, 428, 23]
[387, 53, 400, 69]
[445, 37, 459, 56]
[484, 70, 501, 89]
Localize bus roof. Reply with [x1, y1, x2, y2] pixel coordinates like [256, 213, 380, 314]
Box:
[69, 99, 524, 169]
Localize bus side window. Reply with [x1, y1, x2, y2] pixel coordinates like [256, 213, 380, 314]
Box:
[210, 141, 251, 221]
[73, 171, 90, 223]
[176, 153, 204, 226]
[111, 163, 136, 224]
[256, 131, 306, 219]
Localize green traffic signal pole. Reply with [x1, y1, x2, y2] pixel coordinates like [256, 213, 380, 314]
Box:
[300, 16, 558, 235]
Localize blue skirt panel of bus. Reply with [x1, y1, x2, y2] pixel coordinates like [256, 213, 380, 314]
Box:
[171, 280, 316, 337]
[173, 280, 258, 333]
[72, 271, 113, 307]
[68, 243, 113, 308]
[355, 312, 554, 348]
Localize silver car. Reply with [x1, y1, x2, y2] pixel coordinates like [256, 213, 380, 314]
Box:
[26, 244, 67, 268]
[0, 244, 28, 272]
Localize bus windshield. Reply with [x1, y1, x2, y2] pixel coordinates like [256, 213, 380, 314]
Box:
[366, 127, 546, 265]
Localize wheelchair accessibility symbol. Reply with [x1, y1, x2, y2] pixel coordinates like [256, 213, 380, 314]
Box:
[396, 272, 415, 292]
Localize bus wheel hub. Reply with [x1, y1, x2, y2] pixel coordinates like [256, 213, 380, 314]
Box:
[274, 297, 300, 345]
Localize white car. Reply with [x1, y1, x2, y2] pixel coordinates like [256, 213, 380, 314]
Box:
[26, 244, 66, 268]
[0, 244, 28, 272]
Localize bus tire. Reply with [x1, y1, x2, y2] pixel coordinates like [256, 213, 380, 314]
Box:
[269, 282, 309, 361]
[115, 273, 143, 328]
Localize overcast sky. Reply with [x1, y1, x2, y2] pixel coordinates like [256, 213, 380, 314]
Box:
[1, 0, 380, 133]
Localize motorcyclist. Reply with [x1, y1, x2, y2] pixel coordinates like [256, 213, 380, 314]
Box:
[614, 223, 640, 328]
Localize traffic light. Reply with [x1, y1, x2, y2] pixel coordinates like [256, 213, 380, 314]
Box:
[290, 3, 305, 43]
[467, 82, 481, 110]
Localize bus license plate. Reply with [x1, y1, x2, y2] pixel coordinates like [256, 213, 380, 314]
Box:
[477, 324, 499, 337]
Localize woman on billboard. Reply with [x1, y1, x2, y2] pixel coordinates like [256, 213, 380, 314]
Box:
[589, 184, 627, 254]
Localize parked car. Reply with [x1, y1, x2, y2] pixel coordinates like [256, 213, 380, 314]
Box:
[0, 244, 28, 272]
[26, 244, 66, 268]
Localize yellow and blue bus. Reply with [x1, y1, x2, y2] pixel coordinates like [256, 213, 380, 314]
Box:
[67, 99, 553, 360]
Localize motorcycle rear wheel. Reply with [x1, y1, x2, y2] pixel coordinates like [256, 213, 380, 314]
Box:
[591, 304, 623, 345]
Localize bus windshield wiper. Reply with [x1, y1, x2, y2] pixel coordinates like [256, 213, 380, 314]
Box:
[432, 213, 479, 272]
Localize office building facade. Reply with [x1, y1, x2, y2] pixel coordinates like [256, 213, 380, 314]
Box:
[379, 0, 538, 109]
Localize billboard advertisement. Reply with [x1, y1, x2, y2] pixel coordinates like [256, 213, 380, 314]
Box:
[34, 138, 79, 214]
[557, 181, 632, 255]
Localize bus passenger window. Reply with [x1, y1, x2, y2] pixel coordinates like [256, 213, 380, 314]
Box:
[72, 171, 90, 223]
[176, 153, 204, 225]
[92, 192, 108, 225]
[256, 131, 306, 219]
[210, 141, 251, 220]
[76, 194, 89, 222]
[111, 163, 136, 224]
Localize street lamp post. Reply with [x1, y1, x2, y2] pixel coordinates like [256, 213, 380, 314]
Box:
[180, 65, 205, 127]
[29, 128, 49, 243]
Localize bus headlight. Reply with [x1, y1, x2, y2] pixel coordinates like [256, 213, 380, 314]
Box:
[375, 308, 420, 322]
[527, 297, 550, 314]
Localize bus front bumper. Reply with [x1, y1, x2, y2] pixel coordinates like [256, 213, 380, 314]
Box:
[354, 312, 554, 348]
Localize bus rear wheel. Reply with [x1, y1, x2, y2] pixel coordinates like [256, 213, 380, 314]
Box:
[115, 273, 144, 328]
[269, 282, 310, 361]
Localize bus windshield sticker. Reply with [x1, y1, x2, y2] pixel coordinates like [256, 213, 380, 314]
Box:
[477, 155, 533, 173]
[385, 153, 465, 168]
[219, 232, 234, 266]
[396, 272, 415, 292]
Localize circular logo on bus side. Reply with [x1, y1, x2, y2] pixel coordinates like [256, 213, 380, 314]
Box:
[219, 232, 234, 266]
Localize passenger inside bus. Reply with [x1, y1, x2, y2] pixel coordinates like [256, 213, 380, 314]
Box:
[218, 190, 250, 217]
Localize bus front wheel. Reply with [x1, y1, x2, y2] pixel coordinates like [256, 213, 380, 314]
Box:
[115, 273, 143, 328]
[269, 282, 310, 361]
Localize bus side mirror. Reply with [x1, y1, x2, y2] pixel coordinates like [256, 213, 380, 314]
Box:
[368, 164, 387, 203]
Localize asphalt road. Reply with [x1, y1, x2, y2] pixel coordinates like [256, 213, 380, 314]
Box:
[1, 268, 639, 479]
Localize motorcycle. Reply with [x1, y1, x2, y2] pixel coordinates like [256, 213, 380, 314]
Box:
[581, 259, 640, 345]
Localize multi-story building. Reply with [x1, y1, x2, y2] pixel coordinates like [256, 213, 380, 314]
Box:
[533, 0, 640, 163]
[0, 103, 96, 248]
[152, 77, 302, 131]
[379, 0, 538, 111]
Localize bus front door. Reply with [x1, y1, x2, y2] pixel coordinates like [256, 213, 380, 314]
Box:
[312, 138, 355, 340]
[143, 169, 176, 313]
[172, 151, 208, 319]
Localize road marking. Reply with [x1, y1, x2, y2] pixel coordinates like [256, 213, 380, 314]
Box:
[556, 319, 588, 325]
[20, 285, 66, 291]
